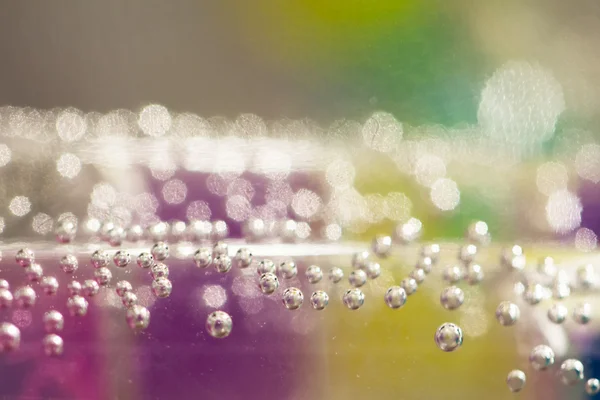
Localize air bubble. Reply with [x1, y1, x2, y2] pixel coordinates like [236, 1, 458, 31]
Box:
[523, 283, 545, 305]
[113, 250, 131, 268]
[91, 250, 110, 269]
[25, 263, 43, 282]
[14, 286, 36, 308]
[343, 288, 365, 310]
[329, 267, 344, 283]
[434, 322, 463, 352]
[586, 378, 600, 395]
[0, 322, 20, 352]
[282, 288, 304, 310]
[116, 281, 133, 297]
[0, 289, 12, 309]
[384, 286, 407, 309]
[259, 273, 279, 295]
[214, 256, 232, 273]
[440, 286, 464, 310]
[560, 359, 584, 386]
[126, 305, 150, 331]
[465, 264, 484, 285]
[206, 310, 232, 338]
[278, 261, 298, 279]
[573, 302, 592, 325]
[529, 345, 555, 371]
[60, 254, 78, 274]
[506, 370, 526, 392]
[310, 291, 329, 310]
[349, 269, 367, 288]
[443, 265, 463, 283]
[371, 235, 392, 258]
[94, 267, 112, 286]
[151, 263, 170, 279]
[43, 334, 64, 357]
[257, 259, 276, 275]
[496, 301, 520, 326]
[15, 248, 35, 267]
[548, 303, 568, 324]
[67, 281, 82, 296]
[410, 268, 426, 284]
[82, 280, 100, 297]
[401, 278, 418, 295]
[151, 241, 169, 261]
[67, 295, 88, 317]
[152, 278, 173, 298]
[234, 248, 253, 268]
[43, 310, 64, 333]
[194, 248, 212, 268]
[306, 265, 323, 284]
[351, 251, 370, 269]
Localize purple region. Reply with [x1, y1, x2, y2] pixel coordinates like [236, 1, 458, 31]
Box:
[579, 182, 600, 234]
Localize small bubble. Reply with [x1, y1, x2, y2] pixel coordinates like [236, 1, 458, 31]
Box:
[94, 267, 112, 286]
[14, 286, 36, 308]
[306, 265, 323, 284]
[467, 221, 490, 245]
[193, 248, 212, 268]
[126, 225, 144, 242]
[420, 244, 440, 262]
[523, 283, 545, 305]
[213, 241, 229, 257]
[560, 359, 584, 386]
[416, 257, 433, 274]
[151, 263, 170, 279]
[443, 265, 464, 283]
[25, 263, 43, 282]
[278, 261, 298, 279]
[384, 286, 407, 309]
[55, 220, 77, 243]
[573, 302, 592, 324]
[214, 256, 232, 273]
[529, 344, 555, 371]
[15, 248, 35, 267]
[343, 288, 365, 310]
[548, 303, 568, 324]
[82, 280, 100, 297]
[440, 286, 464, 310]
[151, 242, 169, 261]
[113, 250, 131, 268]
[43, 310, 64, 333]
[67, 281, 82, 296]
[108, 226, 126, 247]
[137, 252, 154, 269]
[116, 281, 133, 297]
[91, 250, 110, 269]
[0, 322, 20, 353]
[552, 282, 570, 299]
[0, 289, 12, 309]
[152, 277, 173, 298]
[538, 256, 557, 277]
[577, 264, 596, 289]
[458, 244, 477, 264]
[371, 235, 392, 258]
[257, 259, 276, 275]
[234, 248, 253, 268]
[506, 370, 526, 392]
[365, 262, 381, 279]
[465, 264, 484, 285]
[43, 334, 64, 357]
[434, 322, 463, 352]
[67, 295, 88, 317]
[329, 267, 344, 283]
[0, 280, 8, 290]
[586, 378, 600, 395]
[401, 277, 418, 295]
[206, 310, 232, 338]
[351, 251, 370, 269]
[410, 268, 426, 284]
[310, 291, 329, 310]
[122, 292, 138, 308]
[259, 273, 279, 295]
[348, 269, 367, 288]
[60, 255, 78, 274]
[282, 287, 304, 310]
[496, 301, 520, 326]
[126, 305, 150, 331]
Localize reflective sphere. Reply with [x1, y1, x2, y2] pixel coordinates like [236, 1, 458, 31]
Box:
[15, 248, 35, 267]
[14, 286, 36, 308]
[371, 235, 392, 258]
[25, 263, 43, 282]
[213, 241, 229, 258]
[234, 248, 253, 268]
[113, 250, 131, 268]
[538, 256, 557, 277]
[443, 265, 464, 283]
[137, 252, 154, 269]
[416, 257, 433, 274]
[0, 322, 20, 352]
[206, 310, 232, 338]
[193, 247, 212, 268]
[586, 378, 600, 395]
[440, 286, 465, 310]
[152, 277, 173, 298]
[573, 302, 592, 325]
[67, 295, 88, 317]
[258, 273, 279, 295]
[43, 310, 64, 333]
[384, 286, 407, 309]
[467, 221, 490, 245]
[548, 303, 568, 324]
[328, 267, 344, 283]
[410, 268, 426, 284]
[278, 261, 298, 279]
[151, 262, 170, 279]
[40, 276, 59, 295]
[82, 280, 100, 297]
[151, 241, 169, 261]
[310, 290, 329, 310]
[126, 225, 144, 242]
[0, 289, 12, 309]
[523, 283, 545, 305]
[400, 277, 418, 295]
[496, 301, 520, 326]
[351, 251, 370, 269]
[56, 220, 77, 243]
[420, 244, 440, 263]
[122, 291, 138, 308]
[365, 262, 381, 280]
[306, 265, 323, 284]
[343, 288, 365, 310]
[214, 255, 232, 273]
[552, 282, 570, 300]
[43, 334, 64, 357]
[348, 269, 367, 288]
[434, 322, 463, 352]
[67, 280, 82, 296]
[282, 287, 304, 310]
[0, 279, 9, 290]
[126, 305, 150, 331]
[506, 369, 526, 392]
[60, 254, 78, 274]
[94, 267, 112, 286]
[91, 250, 110, 269]
[116, 280, 133, 297]
[257, 259, 276, 275]
[465, 264, 484, 285]
[560, 359, 584, 386]
[529, 344, 555, 371]
[108, 226, 126, 247]
[458, 244, 477, 264]
[577, 264, 596, 289]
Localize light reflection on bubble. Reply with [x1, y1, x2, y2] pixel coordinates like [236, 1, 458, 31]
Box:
[226, 195, 252, 222]
[575, 143, 600, 183]
[56, 109, 87, 142]
[0, 144, 11, 167]
[200, 285, 227, 308]
[291, 189, 322, 220]
[546, 190, 582, 234]
[9, 196, 31, 217]
[430, 178, 460, 211]
[536, 162, 568, 196]
[575, 227, 597, 252]
[32, 213, 53, 235]
[56, 153, 82, 179]
[186, 200, 212, 221]
[138, 104, 172, 137]
[162, 179, 188, 205]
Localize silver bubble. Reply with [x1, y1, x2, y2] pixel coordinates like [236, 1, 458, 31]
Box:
[206, 310, 232, 338]
[43, 310, 64, 333]
[148, 222, 169, 242]
[560, 359, 584, 386]
[401, 277, 418, 295]
[349, 269, 367, 288]
[443, 265, 464, 283]
[91, 250, 110, 269]
[586, 378, 600, 395]
[343, 288, 365, 310]
[170, 220, 187, 241]
[410, 268, 426, 284]
[108, 226, 126, 247]
[0, 322, 20, 352]
[365, 262, 381, 279]
[440, 286, 464, 310]
[496, 301, 520, 326]
[548, 303, 568, 324]
[282, 287, 304, 310]
[193, 247, 212, 268]
[15, 248, 35, 267]
[116, 280, 133, 297]
[40, 276, 58, 295]
[67, 280, 82, 296]
[60, 254, 78, 274]
[151, 241, 169, 261]
[278, 261, 298, 279]
[0, 279, 9, 290]
[137, 252, 154, 269]
[306, 265, 323, 284]
[152, 277, 173, 298]
[458, 244, 477, 264]
[573, 302, 592, 325]
[257, 259, 276, 275]
[523, 283, 545, 305]
[552, 282, 570, 300]
[538, 256, 557, 277]
[529, 344, 555, 371]
[506, 369, 526, 392]
[384, 286, 407, 309]
[43, 334, 64, 357]
[371, 235, 392, 258]
[501, 245, 526, 271]
[310, 290, 329, 310]
[82, 279, 100, 297]
[577, 264, 596, 289]
[420, 244, 440, 263]
[434, 322, 463, 352]
[122, 291, 138, 308]
[67, 295, 88, 317]
[151, 262, 170, 279]
[416, 257, 433, 274]
[395, 218, 422, 243]
[126, 225, 144, 242]
[113, 250, 131, 268]
[24, 263, 43, 282]
[465, 264, 484, 285]
[214, 255, 232, 273]
[213, 241, 229, 258]
[234, 248, 253, 268]
[467, 221, 490, 245]
[351, 251, 370, 269]
[126, 305, 150, 331]
[212, 221, 229, 240]
[258, 273, 279, 295]
[0, 289, 12, 309]
[14, 286, 36, 308]
[56, 220, 77, 243]
[329, 267, 344, 283]
[94, 267, 112, 286]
